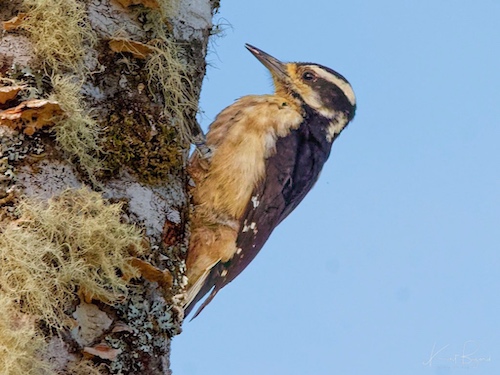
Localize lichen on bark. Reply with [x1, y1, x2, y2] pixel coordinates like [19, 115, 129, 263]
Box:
[0, 0, 216, 373]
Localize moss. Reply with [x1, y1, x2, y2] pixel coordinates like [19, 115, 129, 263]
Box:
[13, 0, 201, 185]
[0, 295, 55, 375]
[102, 110, 184, 184]
[95, 9, 198, 182]
[0, 188, 144, 328]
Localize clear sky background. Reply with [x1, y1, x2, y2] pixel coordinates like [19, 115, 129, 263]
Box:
[172, 1, 500, 374]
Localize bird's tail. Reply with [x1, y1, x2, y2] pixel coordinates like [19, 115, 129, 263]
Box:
[184, 259, 219, 318]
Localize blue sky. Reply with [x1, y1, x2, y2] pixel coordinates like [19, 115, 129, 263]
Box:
[172, 1, 500, 374]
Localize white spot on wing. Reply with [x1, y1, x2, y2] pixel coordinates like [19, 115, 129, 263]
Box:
[242, 221, 258, 234]
[251, 195, 260, 208]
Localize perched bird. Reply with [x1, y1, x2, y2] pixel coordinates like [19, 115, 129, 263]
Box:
[185, 44, 356, 318]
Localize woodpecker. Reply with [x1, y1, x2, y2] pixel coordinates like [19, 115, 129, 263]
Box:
[185, 44, 356, 318]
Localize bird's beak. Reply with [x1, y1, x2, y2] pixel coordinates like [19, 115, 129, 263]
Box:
[245, 44, 288, 81]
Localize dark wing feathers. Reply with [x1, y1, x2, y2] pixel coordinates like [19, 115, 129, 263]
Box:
[186, 134, 297, 319]
[188, 116, 333, 318]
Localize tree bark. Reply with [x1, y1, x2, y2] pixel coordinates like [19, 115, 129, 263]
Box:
[0, 0, 216, 373]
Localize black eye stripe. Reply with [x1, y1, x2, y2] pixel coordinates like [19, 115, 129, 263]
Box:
[311, 77, 355, 115]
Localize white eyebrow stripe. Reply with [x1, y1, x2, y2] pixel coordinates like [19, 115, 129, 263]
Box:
[309, 65, 356, 106]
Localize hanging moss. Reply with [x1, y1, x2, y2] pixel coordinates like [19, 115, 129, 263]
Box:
[0, 188, 144, 329]
[49, 74, 103, 180]
[17, 0, 102, 180]
[20, 0, 96, 72]
[0, 295, 55, 375]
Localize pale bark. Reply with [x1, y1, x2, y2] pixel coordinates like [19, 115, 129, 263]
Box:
[0, 0, 217, 373]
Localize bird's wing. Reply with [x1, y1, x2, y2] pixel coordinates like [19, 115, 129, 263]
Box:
[186, 123, 332, 318]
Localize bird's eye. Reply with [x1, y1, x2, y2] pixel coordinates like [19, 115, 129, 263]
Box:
[302, 71, 315, 81]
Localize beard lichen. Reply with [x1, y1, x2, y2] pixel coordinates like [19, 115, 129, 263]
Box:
[65, 359, 107, 375]
[0, 295, 55, 375]
[11, 0, 199, 184]
[144, 9, 200, 146]
[48, 74, 102, 181]
[0, 188, 144, 329]
[99, 9, 197, 183]
[20, 0, 96, 72]
[18, 0, 102, 181]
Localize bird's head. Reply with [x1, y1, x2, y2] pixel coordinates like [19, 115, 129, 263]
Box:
[245, 44, 356, 128]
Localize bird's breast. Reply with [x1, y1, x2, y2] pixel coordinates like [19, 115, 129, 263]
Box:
[193, 95, 303, 219]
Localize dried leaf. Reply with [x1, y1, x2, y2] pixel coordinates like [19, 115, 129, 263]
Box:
[2, 13, 27, 31]
[130, 258, 173, 287]
[79, 285, 126, 304]
[114, 0, 159, 9]
[109, 38, 153, 59]
[0, 99, 63, 135]
[78, 288, 94, 304]
[83, 343, 121, 361]
[0, 191, 15, 206]
[0, 85, 25, 104]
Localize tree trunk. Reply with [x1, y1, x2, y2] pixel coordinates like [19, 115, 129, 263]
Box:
[0, 0, 216, 373]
